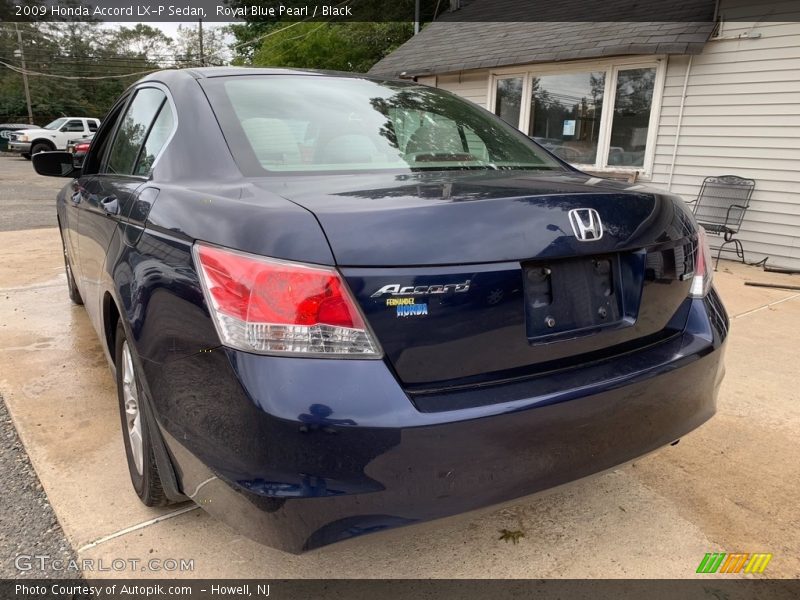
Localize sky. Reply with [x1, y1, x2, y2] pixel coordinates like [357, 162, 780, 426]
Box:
[101, 21, 203, 38]
[152, 21, 194, 38]
[102, 21, 235, 62]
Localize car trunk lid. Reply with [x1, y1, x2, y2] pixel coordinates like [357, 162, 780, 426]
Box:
[253, 171, 697, 389]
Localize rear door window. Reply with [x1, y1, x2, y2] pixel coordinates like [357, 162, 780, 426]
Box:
[104, 88, 167, 175]
[133, 101, 175, 176]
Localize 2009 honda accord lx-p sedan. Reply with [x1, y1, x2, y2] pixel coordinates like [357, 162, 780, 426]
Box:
[33, 67, 728, 553]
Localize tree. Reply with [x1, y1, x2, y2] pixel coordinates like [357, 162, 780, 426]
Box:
[174, 23, 229, 67]
[248, 22, 412, 72]
[226, 0, 415, 72]
[109, 24, 174, 61]
[0, 21, 181, 124]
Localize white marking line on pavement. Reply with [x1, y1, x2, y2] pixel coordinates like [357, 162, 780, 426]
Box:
[77, 505, 200, 553]
[732, 292, 800, 321]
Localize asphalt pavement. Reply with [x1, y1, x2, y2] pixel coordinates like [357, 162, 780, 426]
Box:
[0, 153, 61, 232]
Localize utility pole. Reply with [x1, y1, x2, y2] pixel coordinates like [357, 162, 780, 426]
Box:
[198, 19, 205, 67]
[414, 0, 420, 34]
[14, 23, 34, 125]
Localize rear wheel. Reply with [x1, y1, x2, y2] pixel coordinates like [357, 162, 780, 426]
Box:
[21, 152, 31, 160]
[61, 235, 83, 305]
[115, 322, 168, 506]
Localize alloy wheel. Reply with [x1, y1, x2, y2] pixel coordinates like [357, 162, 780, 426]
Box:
[121, 341, 144, 476]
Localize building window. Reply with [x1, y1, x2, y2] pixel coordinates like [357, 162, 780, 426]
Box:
[491, 60, 663, 173]
[608, 67, 656, 168]
[528, 72, 605, 165]
[494, 77, 524, 128]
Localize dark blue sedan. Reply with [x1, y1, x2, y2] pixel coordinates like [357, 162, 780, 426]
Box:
[33, 67, 727, 553]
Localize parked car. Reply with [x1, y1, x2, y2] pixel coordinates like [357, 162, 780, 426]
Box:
[66, 134, 94, 167]
[549, 145, 588, 163]
[0, 123, 31, 152]
[33, 68, 728, 554]
[9, 117, 99, 159]
[531, 136, 563, 150]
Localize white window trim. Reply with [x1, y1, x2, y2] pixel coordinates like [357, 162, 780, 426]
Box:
[487, 56, 667, 178]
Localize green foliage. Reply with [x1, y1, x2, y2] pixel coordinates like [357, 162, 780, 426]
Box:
[174, 23, 229, 66]
[1, 22, 150, 123]
[0, 20, 227, 124]
[248, 22, 413, 73]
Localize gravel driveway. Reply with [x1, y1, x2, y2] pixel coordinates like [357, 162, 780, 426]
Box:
[0, 394, 79, 578]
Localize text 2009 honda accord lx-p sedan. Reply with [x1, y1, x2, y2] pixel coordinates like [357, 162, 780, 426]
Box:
[33, 67, 728, 553]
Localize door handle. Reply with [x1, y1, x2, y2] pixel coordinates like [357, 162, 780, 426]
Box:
[100, 196, 119, 215]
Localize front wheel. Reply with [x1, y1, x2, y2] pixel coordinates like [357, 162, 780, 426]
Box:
[115, 322, 169, 507]
[30, 142, 52, 156]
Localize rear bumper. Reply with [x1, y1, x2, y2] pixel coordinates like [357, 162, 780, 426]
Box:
[151, 292, 728, 553]
[8, 141, 30, 153]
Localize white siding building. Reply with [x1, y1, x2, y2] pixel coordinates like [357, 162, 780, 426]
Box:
[371, 1, 800, 268]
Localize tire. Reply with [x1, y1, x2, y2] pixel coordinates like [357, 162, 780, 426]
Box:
[21, 153, 31, 160]
[61, 234, 83, 305]
[30, 141, 52, 155]
[114, 321, 169, 507]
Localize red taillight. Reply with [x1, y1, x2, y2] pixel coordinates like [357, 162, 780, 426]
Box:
[689, 226, 714, 298]
[194, 244, 379, 357]
[75, 142, 90, 153]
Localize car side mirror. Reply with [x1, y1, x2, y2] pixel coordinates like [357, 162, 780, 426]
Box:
[32, 151, 81, 178]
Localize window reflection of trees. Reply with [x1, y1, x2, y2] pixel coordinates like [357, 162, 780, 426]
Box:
[609, 68, 656, 167]
[502, 68, 656, 168]
[495, 78, 523, 127]
[528, 73, 605, 165]
[134, 105, 174, 176]
[368, 85, 548, 168]
[107, 119, 148, 174]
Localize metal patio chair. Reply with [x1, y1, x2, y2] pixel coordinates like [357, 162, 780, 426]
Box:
[687, 175, 755, 270]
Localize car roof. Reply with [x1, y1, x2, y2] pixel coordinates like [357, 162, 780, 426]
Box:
[137, 66, 401, 85]
[187, 66, 328, 78]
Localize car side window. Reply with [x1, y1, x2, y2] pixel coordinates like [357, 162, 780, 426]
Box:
[80, 100, 127, 176]
[133, 101, 175, 176]
[88, 120, 99, 132]
[104, 88, 167, 176]
[61, 120, 85, 133]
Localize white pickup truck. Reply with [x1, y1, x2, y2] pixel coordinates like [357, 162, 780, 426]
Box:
[8, 117, 100, 159]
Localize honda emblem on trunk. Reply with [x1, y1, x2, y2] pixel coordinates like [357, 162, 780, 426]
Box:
[568, 208, 604, 241]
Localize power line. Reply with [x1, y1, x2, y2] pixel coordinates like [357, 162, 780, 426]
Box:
[260, 20, 329, 62]
[0, 58, 192, 77]
[0, 59, 167, 80]
[3, 52, 194, 61]
[0, 56, 198, 70]
[230, 0, 351, 52]
[1, 24, 227, 63]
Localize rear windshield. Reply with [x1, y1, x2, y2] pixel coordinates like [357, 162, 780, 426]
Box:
[202, 75, 563, 175]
